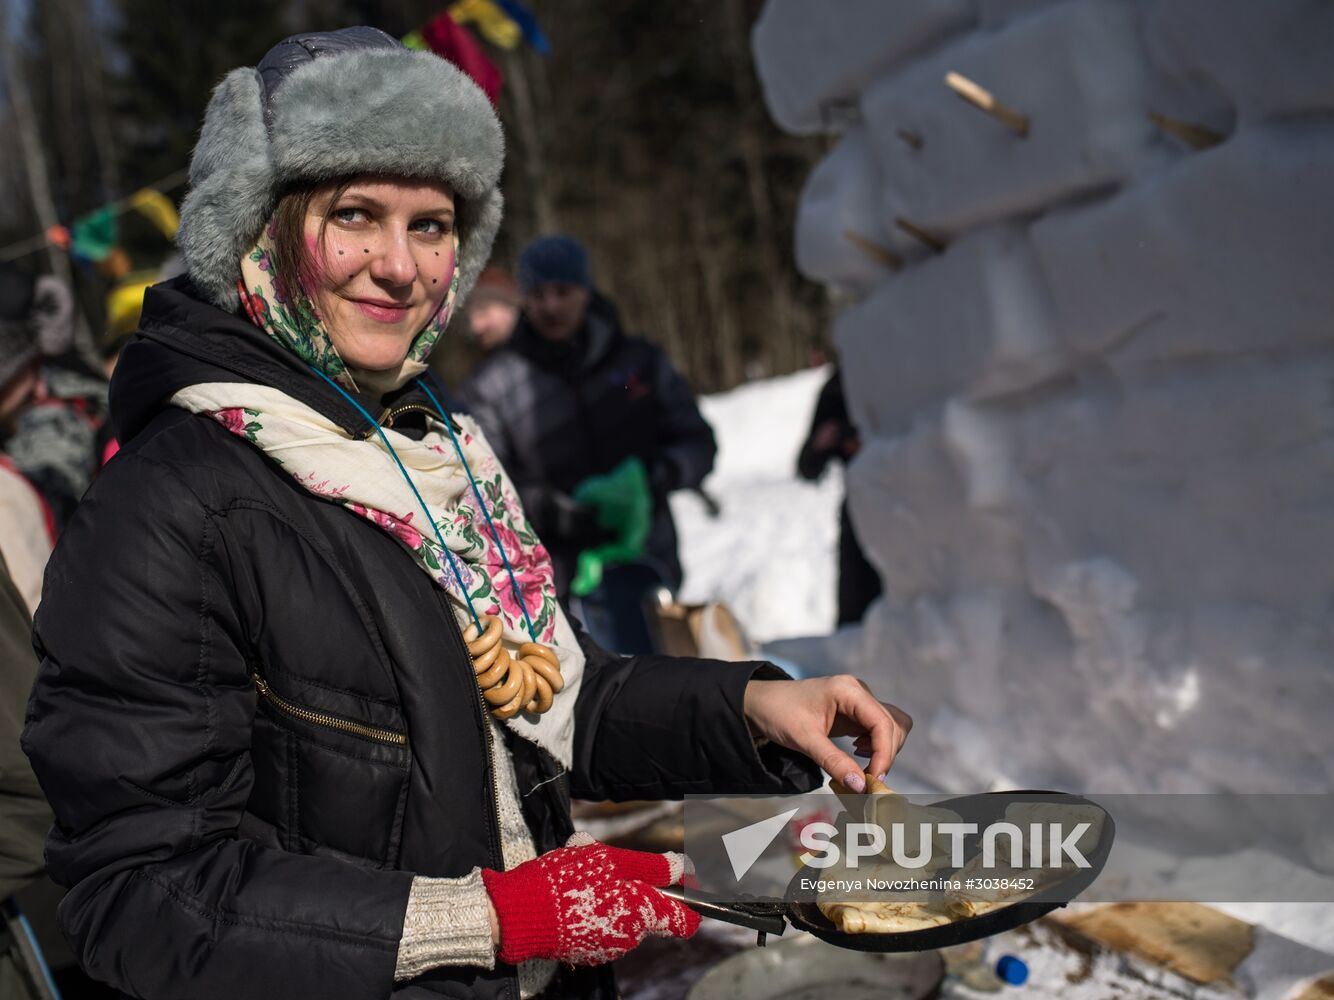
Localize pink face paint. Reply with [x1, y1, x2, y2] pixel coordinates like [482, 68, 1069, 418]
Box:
[428, 257, 458, 305]
[300, 234, 326, 290]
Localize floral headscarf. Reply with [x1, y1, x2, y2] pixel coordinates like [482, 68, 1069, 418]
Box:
[237, 217, 461, 395]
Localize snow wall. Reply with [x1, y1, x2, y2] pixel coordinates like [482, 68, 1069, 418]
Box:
[753, 0, 1334, 796]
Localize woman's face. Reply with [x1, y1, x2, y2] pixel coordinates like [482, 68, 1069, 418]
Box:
[304, 178, 457, 372]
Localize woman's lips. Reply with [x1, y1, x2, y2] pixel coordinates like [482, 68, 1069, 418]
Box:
[353, 299, 412, 323]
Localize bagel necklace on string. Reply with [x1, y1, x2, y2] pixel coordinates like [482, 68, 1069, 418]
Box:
[310, 368, 564, 721]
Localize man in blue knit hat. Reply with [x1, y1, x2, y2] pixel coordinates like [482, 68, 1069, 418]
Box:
[515, 235, 594, 343]
[462, 235, 716, 622]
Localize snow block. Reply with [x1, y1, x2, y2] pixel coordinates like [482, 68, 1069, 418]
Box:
[1030, 122, 1334, 367]
[977, 0, 1066, 30]
[1145, 0, 1334, 126]
[863, 0, 1169, 238]
[834, 225, 1064, 437]
[845, 429, 1026, 600]
[848, 355, 1334, 612]
[1011, 353, 1334, 611]
[752, 0, 975, 136]
[795, 127, 914, 295]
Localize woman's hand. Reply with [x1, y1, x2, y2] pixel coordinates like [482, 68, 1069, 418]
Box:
[743, 676, 912, 791]
[481, 833, 698, 966]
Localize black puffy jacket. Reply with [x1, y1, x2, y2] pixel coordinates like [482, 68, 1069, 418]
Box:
[21, 277, 819, 1000]
[460, 295, 715, 594]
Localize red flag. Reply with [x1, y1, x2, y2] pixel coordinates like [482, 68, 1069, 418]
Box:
[420, 11, 503, 106]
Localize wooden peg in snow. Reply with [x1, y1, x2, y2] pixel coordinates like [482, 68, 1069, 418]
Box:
[896, 128, 924, 150]
[894, 218, 946, 254]
[945, 71, 1029, 137]
[843, 230, 904, 271]
[1148, 112, 1226, 150]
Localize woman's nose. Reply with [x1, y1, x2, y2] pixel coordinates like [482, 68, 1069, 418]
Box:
[368, 231, 418, 287]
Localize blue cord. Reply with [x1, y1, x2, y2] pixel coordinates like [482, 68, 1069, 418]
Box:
[308, 367, 483, 634]
[15, 908, 63, 999]
[417, 375, 538, 641]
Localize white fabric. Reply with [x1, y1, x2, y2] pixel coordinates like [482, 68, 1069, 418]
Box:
[0, 463, 52, 615]
[487, 715, 558, 996]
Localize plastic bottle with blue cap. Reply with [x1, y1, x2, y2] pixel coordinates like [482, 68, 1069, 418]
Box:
[942, 940, 1029, 990]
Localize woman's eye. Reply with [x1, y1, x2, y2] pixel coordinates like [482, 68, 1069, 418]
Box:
[331, 207, 368, 224]
[411, 218, 451, 236]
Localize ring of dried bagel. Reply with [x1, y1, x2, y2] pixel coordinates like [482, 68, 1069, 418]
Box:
[463, 615, 564, 719]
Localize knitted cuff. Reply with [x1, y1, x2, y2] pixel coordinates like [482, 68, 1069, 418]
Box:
[394, 870, 496, 981]
[480, 865, 558, 965]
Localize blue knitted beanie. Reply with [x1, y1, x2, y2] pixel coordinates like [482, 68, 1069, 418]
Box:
[517, 235, 592, 293]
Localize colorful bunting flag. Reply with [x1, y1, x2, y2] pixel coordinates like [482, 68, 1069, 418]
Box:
[496, 0, 550, 56]
[421, 10, 504, 106]
[128, 188, 180, 240]
[448, 0, 521, 50]
[71, 207, 118, 262]
[107, 274, 157, 338]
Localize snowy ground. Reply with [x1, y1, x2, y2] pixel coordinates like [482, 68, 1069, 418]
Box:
[672, 368, 1334, 964]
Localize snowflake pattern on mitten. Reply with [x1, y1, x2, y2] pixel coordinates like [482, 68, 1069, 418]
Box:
[481, 832, 700, 966]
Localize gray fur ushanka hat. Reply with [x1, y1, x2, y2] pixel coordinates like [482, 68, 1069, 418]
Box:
[179, 26, 504, 312]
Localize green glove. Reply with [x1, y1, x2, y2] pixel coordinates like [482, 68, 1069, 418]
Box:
[569, 457, 652, 596]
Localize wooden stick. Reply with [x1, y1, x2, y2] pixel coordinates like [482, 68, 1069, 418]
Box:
[895, 217, 947, 253]
[843, 230, 904, 271]
[945, 70, 1029, 137]
[1148, 112, 1226, 150]
[896, 128, 924, 150]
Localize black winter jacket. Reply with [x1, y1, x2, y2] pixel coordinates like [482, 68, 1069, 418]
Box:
[460, 296, 715, 594]
[21, 278, 819, 1000]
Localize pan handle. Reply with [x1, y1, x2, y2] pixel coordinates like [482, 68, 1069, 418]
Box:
[657, 884, 788, 943]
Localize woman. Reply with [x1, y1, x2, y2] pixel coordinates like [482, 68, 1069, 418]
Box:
[22, 28, 910, 1000]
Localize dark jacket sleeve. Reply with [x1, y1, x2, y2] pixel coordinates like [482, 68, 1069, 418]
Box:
[567, 610, 821, 801]
[646, 346, 716, 496]
[22, 453, 412, 1000]
[461, 360, 559, 533]
[460, 363, 513, 473]
[0, 553, 50, 900]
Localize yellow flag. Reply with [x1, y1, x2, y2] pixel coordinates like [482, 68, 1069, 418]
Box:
[448, 0, 521, 49]
[106, 276, 156, 338]
[129, 188, 180, 240]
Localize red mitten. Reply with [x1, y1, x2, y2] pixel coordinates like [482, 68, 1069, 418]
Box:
[481, 832, 700, 966]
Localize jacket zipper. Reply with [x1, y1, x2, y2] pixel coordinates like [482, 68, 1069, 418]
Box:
[372, 402, 464, 435]
[440, 605, 511, 995]
[253, 674, 406, 746]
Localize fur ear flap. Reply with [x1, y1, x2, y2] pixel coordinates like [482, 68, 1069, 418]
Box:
[455, 187, 504, 309]
[178, 68, 274, 311]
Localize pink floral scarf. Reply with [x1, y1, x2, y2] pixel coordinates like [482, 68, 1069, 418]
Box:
[171, 382, 584, 765]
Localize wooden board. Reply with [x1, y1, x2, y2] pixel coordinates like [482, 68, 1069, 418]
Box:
[1058, 902, 1254, 985]
[1288, 972, 1334, 1000]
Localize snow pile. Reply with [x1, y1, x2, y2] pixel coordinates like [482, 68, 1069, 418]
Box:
[671, 366, 841, 643]
[748, 0, 1334, 801]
